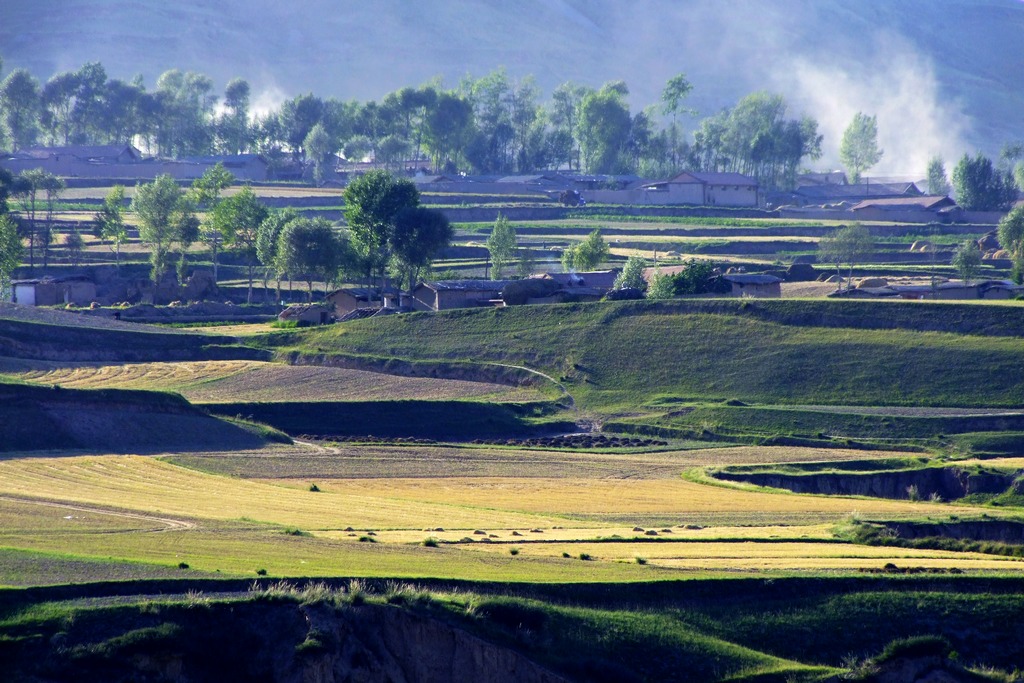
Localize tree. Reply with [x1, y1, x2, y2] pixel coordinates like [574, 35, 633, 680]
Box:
[926, 156, 951, 195]
[132, 174, 193, 281]
[12, 169, 60, 271]
[0, 227, 19, 295]
[278, 217, 343, 299]
[424, 91, 473, 172]
[210, 186, 269, 302]
[613, 255, 648, 291]
[576, 82, 632, 174]
[646, 271, 676, 300]
[343, 170, 420, 286]
[952, 153, 1017, 211]
[818, 223, 872, 290]
[303, 122, 335, 186]
[661, 74, 693, 172]
[94, 184, 128, 272]
[562, 229, 609, 271]
[486, 213, 517, 279]
[0, 69, 41, 150]
[61, 230, 83, 266]
[997, 206, 1024, 281]
[40, 173, 65, 268]
[951, 240, 983, 284]
[0, 215, 22, 300]
[391, 207, 453, 291]
[217, 78, 251, 154]
[256, 208, 299, 302]
[839, 112, 883, 183]
[189, 163, 235, 281]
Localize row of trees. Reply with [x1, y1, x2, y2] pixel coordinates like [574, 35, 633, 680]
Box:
[0, 56, 858, 190]
[115, 168, 454, 300]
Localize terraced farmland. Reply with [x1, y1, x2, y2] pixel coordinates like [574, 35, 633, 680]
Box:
[3, 359, 541, 403]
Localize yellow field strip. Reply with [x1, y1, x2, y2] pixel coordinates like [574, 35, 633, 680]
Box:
[291, 477, 977, 520]
[0, 456, 564, 530]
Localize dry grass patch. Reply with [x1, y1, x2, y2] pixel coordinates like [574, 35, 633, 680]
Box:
[0, 456, 562, 530]
[7, 360, 539, 403]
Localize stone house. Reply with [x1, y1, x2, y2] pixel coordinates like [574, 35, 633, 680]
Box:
[411, 280, 514, 311]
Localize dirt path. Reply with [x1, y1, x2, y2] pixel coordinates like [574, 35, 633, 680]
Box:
[0, 495, 197, 532]
[483, 362, 575, 409]
[292, 439, 342, 454]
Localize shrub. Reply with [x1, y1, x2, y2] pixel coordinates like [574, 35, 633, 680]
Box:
[346, 579, 367, 606]
[422, 537, 439, 547]
[635, 556, 648, 565]
[177, 562, 190, 569]
[255, 568, 267, 576]
[308, 483, 320, 492]
[875, 635, 952, 664]
[358, 535, 376, 543]
[579, 553, 593, 561]
[509, 548, 520, 556]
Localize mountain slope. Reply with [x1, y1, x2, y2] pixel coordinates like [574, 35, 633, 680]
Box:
[1, 0, 1021, 171]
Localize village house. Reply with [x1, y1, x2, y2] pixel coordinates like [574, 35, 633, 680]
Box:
[411, 280, 514, 311]
[638, 171, 761, 207]
[722, 273, 782, 297]
[178, 154, 270, 181]
[326, 287, 386, 317]
[10, 276, 96, 306]
[789, 181, 923, 207]
[0, 144, 144, 176]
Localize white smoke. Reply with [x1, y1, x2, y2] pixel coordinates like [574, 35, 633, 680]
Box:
[774, 31, 970, 179]
[248, 83, 288, 122]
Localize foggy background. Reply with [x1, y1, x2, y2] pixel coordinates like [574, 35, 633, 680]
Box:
[2, 0, 1022, 175]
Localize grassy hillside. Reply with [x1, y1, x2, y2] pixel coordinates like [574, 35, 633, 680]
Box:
[262, 300, 1024, 413]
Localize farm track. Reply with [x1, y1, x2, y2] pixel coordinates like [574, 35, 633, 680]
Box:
[0, 495, 196, 532]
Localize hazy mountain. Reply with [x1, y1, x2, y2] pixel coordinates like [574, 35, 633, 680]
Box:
[1, 0, 1022, 174]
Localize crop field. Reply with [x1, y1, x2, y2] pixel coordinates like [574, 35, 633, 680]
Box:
[2, 359, 540, 403]
[0, 439, 1018, 588]
[164, 444, 907, 480]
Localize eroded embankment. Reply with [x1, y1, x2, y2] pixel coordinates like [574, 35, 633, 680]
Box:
[711, 465, 1020, 501]
[0, 383, 268, 453]
[1, 600, 567, 683]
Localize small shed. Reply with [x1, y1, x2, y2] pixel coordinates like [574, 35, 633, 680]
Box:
[722, 273, 782, 298]
[11, 276, 96, 306]
[278, 304, 332, 325]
